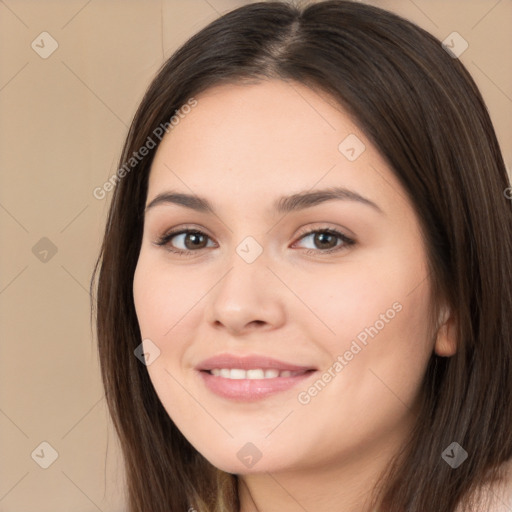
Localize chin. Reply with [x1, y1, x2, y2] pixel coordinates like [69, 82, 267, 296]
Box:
[196, 442, 298, 475]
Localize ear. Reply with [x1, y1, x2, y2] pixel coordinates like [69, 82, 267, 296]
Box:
[434, 305, 457, 357]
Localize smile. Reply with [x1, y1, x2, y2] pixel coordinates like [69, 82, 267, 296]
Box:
[198, 368, 316, 401]
[207, 368, 308, 379]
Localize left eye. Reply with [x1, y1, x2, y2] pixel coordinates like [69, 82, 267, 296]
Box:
[294, 228, 355, 254]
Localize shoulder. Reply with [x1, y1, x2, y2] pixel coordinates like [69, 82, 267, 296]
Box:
[490, 458, 512, 510]
[462, 459, 512, 512]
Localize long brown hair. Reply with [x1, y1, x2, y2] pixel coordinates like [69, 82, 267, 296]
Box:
[90, 1, 512, 510]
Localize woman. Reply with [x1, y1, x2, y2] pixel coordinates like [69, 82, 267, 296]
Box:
[91, 1, 512, 511]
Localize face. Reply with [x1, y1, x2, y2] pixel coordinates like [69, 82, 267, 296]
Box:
[133, 79, 452, 476]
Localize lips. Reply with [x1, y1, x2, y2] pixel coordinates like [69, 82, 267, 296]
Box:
[195, 353, 316, 372]
[195, 353, 317, 401]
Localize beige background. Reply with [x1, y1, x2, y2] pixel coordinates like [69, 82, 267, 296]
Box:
[0, 0, 510, 510]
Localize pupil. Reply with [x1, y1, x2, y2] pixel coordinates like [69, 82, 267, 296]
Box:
[316, 232, 335, 248]
[186, 233, 205, 249]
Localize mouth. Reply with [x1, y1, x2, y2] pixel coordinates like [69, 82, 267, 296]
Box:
[195, 353, 317, 401]
[204, 368, 311, 379]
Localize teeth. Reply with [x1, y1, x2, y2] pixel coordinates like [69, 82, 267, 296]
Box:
[247, 369, 265, 379]
[208, 368, 303, 379]
[229, 369, 246, 380]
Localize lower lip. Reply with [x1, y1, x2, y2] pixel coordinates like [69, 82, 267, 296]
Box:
[198, 370, 316, 401]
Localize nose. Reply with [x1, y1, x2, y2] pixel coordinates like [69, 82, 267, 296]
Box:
[205, 250, 286, 336]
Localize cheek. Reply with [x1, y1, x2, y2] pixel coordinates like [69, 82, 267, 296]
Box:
[133, 255, 202, 339]
[132, 256, 206, 422]
[293, 242, 431, 355]
[296, 241, 433, 404]
[284, 275, 432, 468]
[298, 250, 432, 419]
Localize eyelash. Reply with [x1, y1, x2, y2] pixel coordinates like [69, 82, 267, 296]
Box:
[154, 225, 356, 257]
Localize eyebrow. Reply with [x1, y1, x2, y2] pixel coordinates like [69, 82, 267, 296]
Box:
[144, 186, 383, 215]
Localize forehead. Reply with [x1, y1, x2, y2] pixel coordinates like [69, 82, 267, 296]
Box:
[146, 79, 406, 217]
[156, 79, 352, 156]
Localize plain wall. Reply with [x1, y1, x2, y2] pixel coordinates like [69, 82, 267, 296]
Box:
[0, 1, 510, 510]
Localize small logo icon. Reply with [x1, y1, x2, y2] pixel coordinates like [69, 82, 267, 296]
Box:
[31, 32, 59, 59]
[134, 338, 161, 365]
[441, 442, 468, 468]
[32, 237, 58, 263]
[442, 32, 469, 59]
[338, 134, 366, 161]
[237, 442, 262, 468]
[31, 441, 59, 469]
[236, 236, 263, 264]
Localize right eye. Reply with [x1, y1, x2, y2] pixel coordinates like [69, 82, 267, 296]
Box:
[154, 227, 216, 256]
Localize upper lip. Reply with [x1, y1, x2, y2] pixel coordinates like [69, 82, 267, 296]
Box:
[195, 353, 317, 372]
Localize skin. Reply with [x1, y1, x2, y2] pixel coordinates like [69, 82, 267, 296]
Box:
[132, 79, 456, 512]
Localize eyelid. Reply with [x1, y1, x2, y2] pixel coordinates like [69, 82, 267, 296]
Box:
[293, 222, 356, 242]
[152, 224, 215, 248]
[292, 225, 356, 254]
